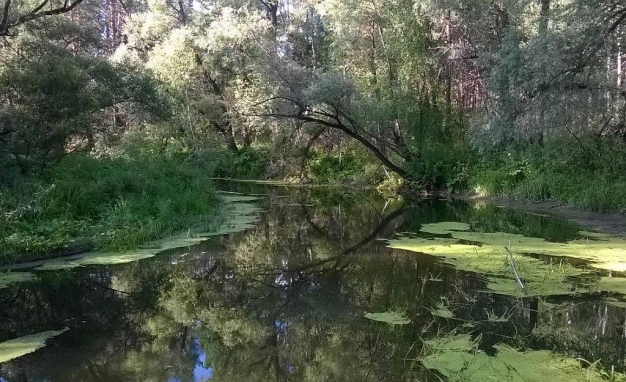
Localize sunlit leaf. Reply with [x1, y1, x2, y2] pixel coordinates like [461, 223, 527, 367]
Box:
[0, 328, 69, 363]
[364, 311, 411, 325]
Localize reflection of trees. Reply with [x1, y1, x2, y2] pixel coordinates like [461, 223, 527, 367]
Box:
[152, 193, 426, 381]
[3, 190, 626, 380]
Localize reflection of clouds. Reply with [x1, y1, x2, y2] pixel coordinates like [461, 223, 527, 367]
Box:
[167, 339, 214, 381]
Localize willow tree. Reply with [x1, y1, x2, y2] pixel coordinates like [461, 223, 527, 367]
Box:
[115, 1, 276, 153]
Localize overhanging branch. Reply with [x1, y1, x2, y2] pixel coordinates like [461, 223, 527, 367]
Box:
[252, 109, 408, 178]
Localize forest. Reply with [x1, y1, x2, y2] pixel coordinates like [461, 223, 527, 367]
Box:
[2, 0, 626, 263]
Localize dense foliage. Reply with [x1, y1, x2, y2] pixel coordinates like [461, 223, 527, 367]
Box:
[0, 153, 218, 263]
[2, 0, 626, 261]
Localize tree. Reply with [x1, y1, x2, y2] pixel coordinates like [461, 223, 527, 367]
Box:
[0, 19, 167, 174]
[256, 69, 411, 178]
[0, 0, 84, 36]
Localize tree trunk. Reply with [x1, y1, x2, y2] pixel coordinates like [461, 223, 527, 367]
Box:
[224, 132, 239, 153]
[369, 19, 379, 98]
[285, 113, 408, 179]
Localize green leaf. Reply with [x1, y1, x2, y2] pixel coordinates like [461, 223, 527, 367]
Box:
[364, 311, 411, 325]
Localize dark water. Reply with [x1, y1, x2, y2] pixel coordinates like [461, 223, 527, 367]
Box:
[1, 184, 625, 381]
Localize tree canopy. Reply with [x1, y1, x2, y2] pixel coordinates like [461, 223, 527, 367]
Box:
[2, 0, 626, 184]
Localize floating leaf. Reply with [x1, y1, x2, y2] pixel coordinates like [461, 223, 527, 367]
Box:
[364, 311, 411, 325]
[421, 334, 626, 381]
[0, 328, 69, 363]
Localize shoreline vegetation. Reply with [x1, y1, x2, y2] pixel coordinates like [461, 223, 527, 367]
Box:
[3, 137, 626, 267]
[2, 0, 626, 264]
[1, 154, 220, 266]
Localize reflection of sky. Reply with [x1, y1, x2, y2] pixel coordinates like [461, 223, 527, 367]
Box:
[275, 319, 288, 332]
[167, 338, 213, 382]
[193, 349, 213, 382]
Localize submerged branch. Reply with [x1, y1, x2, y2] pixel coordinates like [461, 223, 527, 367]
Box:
[505, 245, 526, 295]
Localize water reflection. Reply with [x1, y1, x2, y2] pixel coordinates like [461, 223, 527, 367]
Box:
[0, 185, 625, 381]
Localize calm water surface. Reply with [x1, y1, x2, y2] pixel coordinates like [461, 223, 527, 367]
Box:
[1, 183, 625, 381]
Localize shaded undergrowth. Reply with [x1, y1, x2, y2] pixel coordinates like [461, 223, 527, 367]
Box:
[0, 154, 219, 264]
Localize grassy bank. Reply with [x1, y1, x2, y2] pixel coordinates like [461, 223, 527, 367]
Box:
[468, 139, 626, 213]
[0, 154, 219, 265]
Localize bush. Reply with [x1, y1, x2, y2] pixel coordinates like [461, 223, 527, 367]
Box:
[309, 151, 363, 182]
[406, 141, 473, 192]
[211, 147, 270, 179]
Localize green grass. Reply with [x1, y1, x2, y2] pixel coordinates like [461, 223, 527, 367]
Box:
[0, 153, 219, 264]
[468, 139, 626, 212]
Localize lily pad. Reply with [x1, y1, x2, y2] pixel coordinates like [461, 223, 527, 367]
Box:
[364, 311, 411, 325]
[0, 328, 69, 363]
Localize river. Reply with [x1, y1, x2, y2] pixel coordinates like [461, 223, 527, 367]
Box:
[1, 182, 626, 381]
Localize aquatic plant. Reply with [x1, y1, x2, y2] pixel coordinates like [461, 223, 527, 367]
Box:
[32, 195, 261, 271]
[430, 298, 455, 319]
[364, 311, 411, 325]
[0, 328, 69, 363]
[388, 222, 626, 297]
[389, 235, 585, 297]
[419, 222, 471, 235]
[0, 271, 34, 289]
[421, 334, 625, 381]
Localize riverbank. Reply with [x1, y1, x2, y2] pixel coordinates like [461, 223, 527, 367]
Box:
[467, 195, 626, 238]
[465, 139, 626, 214]
[0, 154, 219, 265]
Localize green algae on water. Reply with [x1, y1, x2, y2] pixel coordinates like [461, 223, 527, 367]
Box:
[219, 195, 261, 203]
[389, 221, 626, 297]
[430, 300, 455, 318]
[0, 271, 35, 289]
[389, 236, 585, 297]
[34, 194, 261, 271]
[204, 198, 261, 236]
[35, 236, 208, 270]
[364, 311, 411, 325]
[0, 328, 69, 363]
[419, 222, 471, 235]
[421, 334, 625, 381]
